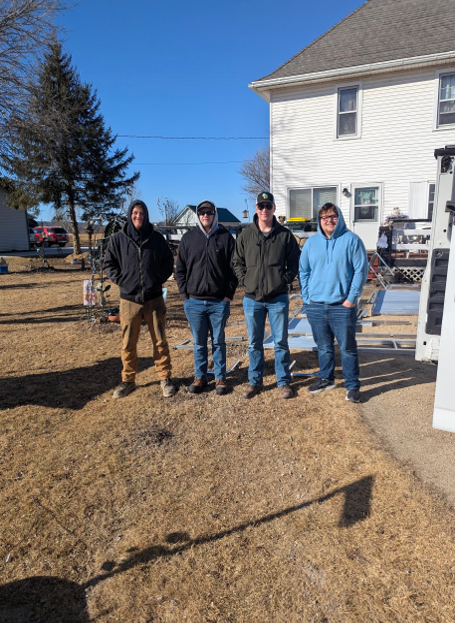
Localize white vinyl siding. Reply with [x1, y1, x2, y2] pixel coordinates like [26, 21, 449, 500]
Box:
[0, 189, 29, 252]
[269, 66, 455, 233]
[408, 181, 433, 219]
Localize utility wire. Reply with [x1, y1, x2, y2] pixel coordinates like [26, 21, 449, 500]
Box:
[135, 160, 243, 165]
[118, 135, 268, 140]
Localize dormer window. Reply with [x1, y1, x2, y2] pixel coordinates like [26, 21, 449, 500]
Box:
[337, 86, 359, 138]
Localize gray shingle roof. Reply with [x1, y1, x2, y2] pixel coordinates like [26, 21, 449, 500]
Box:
[255, 0, 455, 82]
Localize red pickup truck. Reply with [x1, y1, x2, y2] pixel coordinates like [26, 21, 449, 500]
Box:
[34, 226, 70, 248]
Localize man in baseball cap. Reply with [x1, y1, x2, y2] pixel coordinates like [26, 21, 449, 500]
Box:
[233, 191, 299, 399]
[176, 200, 238, 395]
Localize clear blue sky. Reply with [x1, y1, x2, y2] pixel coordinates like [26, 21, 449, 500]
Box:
[41, 0, 364, 222]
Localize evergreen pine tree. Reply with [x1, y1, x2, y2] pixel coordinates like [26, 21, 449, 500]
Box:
[4, 41, 139, 254]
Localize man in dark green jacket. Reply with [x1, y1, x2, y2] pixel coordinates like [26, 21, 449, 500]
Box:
[233, 192, 300, 399]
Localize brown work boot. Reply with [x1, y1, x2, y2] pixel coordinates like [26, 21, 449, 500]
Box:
[280, 384, 294, 399]
[160, 378, 176, 398]
[242, 385, 261, 399]
[188, 377, 208, 394]
[113, 381, 136, 399]
[215, 379, 228, 395]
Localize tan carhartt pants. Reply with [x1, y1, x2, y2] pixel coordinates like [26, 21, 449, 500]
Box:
[120, 296, 172, 382]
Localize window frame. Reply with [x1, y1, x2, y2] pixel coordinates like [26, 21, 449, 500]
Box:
[287, 185, 339, 221]
[334, 82, 362, 140]
[434, 69, 455, 130]
[351, 184, 382, 224]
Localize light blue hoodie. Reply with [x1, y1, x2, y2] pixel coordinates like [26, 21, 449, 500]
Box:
[299, 206, 368, 305]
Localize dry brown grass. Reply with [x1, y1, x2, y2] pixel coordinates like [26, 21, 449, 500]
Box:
[0, 272, 454, 622]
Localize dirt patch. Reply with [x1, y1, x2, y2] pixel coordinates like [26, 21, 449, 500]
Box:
[1, 272, 455, 622]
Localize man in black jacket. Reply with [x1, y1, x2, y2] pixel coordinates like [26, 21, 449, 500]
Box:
[104, 200, 175, 399]
[233, 192, 300, 399]
[176, 200, 237, 395]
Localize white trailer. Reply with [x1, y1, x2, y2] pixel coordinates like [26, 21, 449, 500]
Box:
[416, 146, 455, 432]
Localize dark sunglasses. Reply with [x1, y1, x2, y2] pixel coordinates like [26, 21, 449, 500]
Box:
[198, 210, 215, 216]
[257, 203, 274, 210]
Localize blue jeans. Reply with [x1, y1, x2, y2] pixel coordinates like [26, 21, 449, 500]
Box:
[305, 302, 360, 391]
[243, 294, 290, 387]
[183, 298, 231, 380]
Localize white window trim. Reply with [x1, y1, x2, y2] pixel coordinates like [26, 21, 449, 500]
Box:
[350, 183, 383, 225]
[433, 68, 455, 131]
[287, 185, 339, 220]
[334, 81, 363, 141]
[428, 181, 436, 220]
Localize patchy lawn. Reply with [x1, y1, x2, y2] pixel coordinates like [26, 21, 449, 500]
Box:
[0, 270, 454, 622]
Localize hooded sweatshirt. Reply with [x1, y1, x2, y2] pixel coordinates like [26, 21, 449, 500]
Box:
[196, 201, 219, 239]
[299, 206, 368, 305]
[126, 199, 152, 245]
[104, 200, 174, 303]
[175, 202, 238, 301]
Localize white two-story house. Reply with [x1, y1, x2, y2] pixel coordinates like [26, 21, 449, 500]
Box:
[249, 0, 455, 249]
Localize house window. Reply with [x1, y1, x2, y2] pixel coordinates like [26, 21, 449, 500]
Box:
[337, 87, 358, 137]
[438, 74, 455, 126]
[289, 187, 337, 220]
[428, 183, 435, 220]
[353, 187, 379, 222]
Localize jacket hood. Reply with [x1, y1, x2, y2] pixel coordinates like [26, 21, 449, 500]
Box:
[196, 200, 219, 238]
[317, 205, 347, 240]
[126, 200, 152, 243]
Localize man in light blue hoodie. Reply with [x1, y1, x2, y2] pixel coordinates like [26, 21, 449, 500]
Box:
[299, 203, 368, 403]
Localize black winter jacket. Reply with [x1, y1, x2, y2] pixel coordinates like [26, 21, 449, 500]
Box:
[104, 222, 174, 304]
[233, 215, 300, 302]
[175, 225, 238, 301]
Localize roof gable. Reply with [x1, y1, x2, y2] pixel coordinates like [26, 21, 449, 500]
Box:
[256, 0, 455, 82]
[175, 205, 240, 224]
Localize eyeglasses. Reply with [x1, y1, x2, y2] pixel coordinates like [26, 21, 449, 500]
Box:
[198, 210, 215, 216]
[320, 215, 338, 221]
[257, 203, 274, 211]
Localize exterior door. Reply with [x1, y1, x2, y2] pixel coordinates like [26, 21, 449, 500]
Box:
[352, 185, 381, 251]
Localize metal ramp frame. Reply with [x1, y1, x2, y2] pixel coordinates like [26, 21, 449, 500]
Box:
[173, 336, 244, 350]
[368, 251, 396, 289]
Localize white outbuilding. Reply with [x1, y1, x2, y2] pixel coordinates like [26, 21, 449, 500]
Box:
[0, 186, 29, 252]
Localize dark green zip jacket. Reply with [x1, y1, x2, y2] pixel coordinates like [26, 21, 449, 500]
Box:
[104, 220, 174, 304]
[233, 215, 300, 302]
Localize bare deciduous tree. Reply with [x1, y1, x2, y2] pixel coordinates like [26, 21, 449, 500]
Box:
[239, 147, 270, 201]
[157, 196, 180, 225]
[0, 0, 71, 162]
[121, 180, 142, 214]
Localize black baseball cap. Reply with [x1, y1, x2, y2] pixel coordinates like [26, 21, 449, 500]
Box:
[196, 200, 216, 212]
[256, 191, 275, 205]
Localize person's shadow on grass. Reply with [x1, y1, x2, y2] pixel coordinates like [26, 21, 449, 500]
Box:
[0, 357, 156, 411]
[358, 354, 436, 401]
[0, 476, 373, 622]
